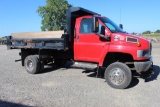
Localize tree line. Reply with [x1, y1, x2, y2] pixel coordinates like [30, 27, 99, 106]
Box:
[142, 30, 160, 34]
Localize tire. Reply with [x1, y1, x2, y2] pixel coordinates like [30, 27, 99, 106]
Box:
[24, 55, 40, 74]
[105, 62, 132, 89]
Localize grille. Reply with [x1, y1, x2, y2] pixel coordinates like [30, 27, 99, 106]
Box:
[126, 37, 138, 43]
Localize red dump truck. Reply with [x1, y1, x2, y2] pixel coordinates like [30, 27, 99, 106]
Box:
[7, 7, 152, 89]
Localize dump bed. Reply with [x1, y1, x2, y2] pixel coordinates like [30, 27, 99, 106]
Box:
[7, 31, 69, 50]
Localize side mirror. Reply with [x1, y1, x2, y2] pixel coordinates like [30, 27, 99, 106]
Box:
[119, 24, 123, 29]
[98, 25, 110, 40]
[100, 26, 105, 35]
[92, 16, 99, 33]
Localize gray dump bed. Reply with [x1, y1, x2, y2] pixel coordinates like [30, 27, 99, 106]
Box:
[7, 31, 69, 50]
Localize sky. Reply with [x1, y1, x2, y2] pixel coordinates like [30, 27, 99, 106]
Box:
[0, 0, 160, 37]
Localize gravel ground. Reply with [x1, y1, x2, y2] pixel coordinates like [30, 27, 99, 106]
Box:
[0, 43, 160, 107]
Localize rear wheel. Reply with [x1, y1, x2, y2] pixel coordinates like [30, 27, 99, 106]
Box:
[24, 55, 40, 74]
[105, 62, 132, 89]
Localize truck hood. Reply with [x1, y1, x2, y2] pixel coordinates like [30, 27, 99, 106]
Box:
[112, 33, 151, 49]
[125, 33, 149, 41]
[112, 32, 150, 42]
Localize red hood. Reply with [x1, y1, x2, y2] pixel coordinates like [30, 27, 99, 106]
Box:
[112, 33, 150, 42]
[125, 33, 150, 41]
[111, 33, 150, 50]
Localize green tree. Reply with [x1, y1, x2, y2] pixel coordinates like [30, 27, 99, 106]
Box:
[155, 30, 160, 33]
[142, 30, 151, 34]
[131, 32, 137, 35]
[37, 0, 72, 31]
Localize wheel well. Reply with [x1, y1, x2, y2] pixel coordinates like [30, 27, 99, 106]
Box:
[102, 52, 134, 67]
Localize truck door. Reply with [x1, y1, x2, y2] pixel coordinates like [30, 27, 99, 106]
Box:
[74, 16, 108, 62]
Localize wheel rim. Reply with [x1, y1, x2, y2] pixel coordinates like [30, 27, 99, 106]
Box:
[109, 68, 125, 85]
[26, 60, 34, 71]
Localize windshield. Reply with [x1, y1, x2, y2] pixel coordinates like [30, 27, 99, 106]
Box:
[99, 17, 126, 33]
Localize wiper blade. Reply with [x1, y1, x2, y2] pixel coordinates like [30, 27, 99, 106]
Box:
[111, 31, 118, 33]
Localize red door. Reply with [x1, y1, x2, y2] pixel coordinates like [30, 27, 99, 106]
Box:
[74, 16, 108, 63]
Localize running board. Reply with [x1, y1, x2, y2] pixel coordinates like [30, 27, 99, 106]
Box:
[71, 61, 98, 69]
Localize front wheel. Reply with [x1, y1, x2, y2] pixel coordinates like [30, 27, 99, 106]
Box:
[105, 62, 132, 89]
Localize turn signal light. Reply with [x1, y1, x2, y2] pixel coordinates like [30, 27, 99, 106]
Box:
[137, 42, 141, 47]
[96, 21, 99, 27]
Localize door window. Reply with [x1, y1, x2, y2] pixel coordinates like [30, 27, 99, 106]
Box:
[80, 18, 92, 34]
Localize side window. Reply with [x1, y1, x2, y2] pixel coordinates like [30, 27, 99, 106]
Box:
[80, 18, 92, 34]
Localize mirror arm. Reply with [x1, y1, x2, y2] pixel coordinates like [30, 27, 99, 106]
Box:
[96, 33, 110, 40]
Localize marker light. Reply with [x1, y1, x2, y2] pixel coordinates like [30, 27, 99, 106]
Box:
[137, 42, 141, 47]
[96, 21, 99, 27]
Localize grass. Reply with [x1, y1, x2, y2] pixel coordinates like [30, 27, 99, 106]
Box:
[140, 33, 160, 38]
[0, 37, 6, 40]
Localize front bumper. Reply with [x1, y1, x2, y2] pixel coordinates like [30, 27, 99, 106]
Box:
[134, 57, 153, 73]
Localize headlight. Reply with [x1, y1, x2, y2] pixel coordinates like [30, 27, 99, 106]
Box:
[137, 50, 150, 58]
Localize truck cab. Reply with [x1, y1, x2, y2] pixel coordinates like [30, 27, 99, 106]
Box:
[74, 15, 152, 71]
[68, 7, 152, 89]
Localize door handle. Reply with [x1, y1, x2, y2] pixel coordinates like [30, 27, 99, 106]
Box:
[76, 36, 80, 41]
